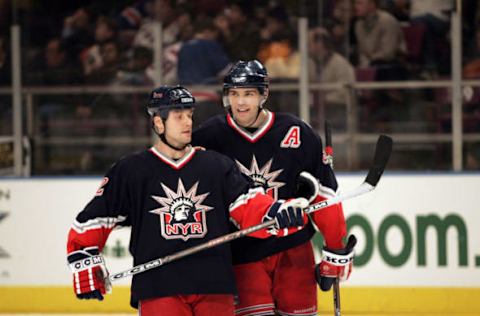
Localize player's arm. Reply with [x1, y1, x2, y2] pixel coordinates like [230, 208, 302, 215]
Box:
[296, 170, 346, 249]
[296, 170, 354, 290]
[296, 125, 353, 289]
[229, 185, 309, 238]
[298, 125, 347, 249]
[66, 163, 131, 300]
[221, 155, 308, 238]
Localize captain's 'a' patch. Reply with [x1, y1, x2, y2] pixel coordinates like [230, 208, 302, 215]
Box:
[280, 126, 301, 148]
[150, 179, 213, 241]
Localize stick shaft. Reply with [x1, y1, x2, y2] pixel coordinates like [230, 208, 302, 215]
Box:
[333, 278, 341, 316]
[108, 182, 374, 281]
[108, 135, 392, 282]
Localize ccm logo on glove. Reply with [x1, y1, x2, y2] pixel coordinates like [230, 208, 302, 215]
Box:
[69, 255, 104, 272]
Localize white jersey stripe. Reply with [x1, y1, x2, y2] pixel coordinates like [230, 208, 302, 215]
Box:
[149, 146, 196, 170]
[227, 111, 274, 143]
[229, 187, 265, 212]
[72, 215, 127, 233]
[318, 181, 337, 199]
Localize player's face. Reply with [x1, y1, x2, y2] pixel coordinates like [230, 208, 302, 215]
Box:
[164, 108, 194, 147]
[227, 87, 264, 127]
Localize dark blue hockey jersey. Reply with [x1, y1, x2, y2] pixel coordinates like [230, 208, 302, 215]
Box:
[67, 147, 282, 307]
[192, 111, 346, 264]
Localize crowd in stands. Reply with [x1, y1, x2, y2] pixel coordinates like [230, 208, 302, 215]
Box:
[1, 0, 480, 89]
[1, 0, 480, 172]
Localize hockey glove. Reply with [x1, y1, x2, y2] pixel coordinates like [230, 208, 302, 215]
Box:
[263, 198, 309, 236]
[294, 171, 320, 203]
[67, 246, 111, 300]
[315, 235, 356, 291]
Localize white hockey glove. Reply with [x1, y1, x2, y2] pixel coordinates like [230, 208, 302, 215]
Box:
[263, 198, 309, 236]
[315, 235, 356, 291]
[295, 171, 320, 203]
[67, 246, 111, 300]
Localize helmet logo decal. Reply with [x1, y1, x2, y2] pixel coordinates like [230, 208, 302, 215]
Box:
[153, 92, 163, 99]
[150, 179, 213, 241]
[235, 156, 284, 199]
[180, 97, 194, 103]
[232, 76, 247, 83]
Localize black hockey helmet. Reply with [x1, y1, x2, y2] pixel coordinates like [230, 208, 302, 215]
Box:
[223, 60, 269, 92]
[223, 60, 269, 108]
[146, 85, 196, 119]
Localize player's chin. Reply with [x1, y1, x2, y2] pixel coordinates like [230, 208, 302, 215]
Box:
[181, 134, 192, 144]
[233, 114, 254, 126]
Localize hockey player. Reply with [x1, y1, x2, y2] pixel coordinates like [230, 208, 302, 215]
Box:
[66, 85, 310, 316]
[192, 60, 355, 316]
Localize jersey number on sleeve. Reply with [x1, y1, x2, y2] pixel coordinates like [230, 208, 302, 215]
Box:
[95, 177, 109, 197]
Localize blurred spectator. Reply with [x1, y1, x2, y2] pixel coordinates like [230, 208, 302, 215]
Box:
[463, 28, 480, 79]
[191, 0, 227, 17]
[309, 29, 355, 106]
[81, 16, 118, 78]
[117, 1, 149, 49]
[309, 28, 355, 130]
[116, 46, 154, 85]
[27, 38, 82, 85]
[0, 36, 10, 86]
[410, 0, 452, 76]
[131, 0, 192, 84]
[61, 7, 95, 62]
[177, 18, 229, 126]
[259, 5, 294, 44]
[383, 0, 410, 22]
[354, 0, 407, 81]
[263, 35, 300, 80]
[215, 2, 261, 60]
[257, 5, 297, 79]
[133, 0, 181, 48]
[177, 18, 231, 85]
[85, 41, 122, 84]
[328, 0, 356, 58]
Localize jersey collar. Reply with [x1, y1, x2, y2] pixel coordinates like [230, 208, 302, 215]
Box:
[149, 146, 196, 170]
[226, 111, 275, 143]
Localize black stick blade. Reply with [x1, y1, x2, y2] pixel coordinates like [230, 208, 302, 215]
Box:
[325, 120, 332, 148]
[365, 135, 393, 186]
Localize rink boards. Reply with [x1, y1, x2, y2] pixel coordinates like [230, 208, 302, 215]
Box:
[0, 174, 479, 313]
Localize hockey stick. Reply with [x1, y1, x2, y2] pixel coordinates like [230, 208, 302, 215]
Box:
[107, 135, 392, 282]
[323, 120, 333, 168]
[322, 120, 342, 316]
[323, 120, 343, 316]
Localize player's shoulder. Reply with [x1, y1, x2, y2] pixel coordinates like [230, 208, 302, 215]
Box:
[275, 112, 315, 132]
[194, 148, 235, 168]
[109, 149, 152, 173]
[275, 112, 307, 126]
[195, 114, 227, 133]
[193, 114, 228, 146]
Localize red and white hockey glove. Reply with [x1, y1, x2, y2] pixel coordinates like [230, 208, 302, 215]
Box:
[315, 235, 357, 291]
[263, 198, 309, 236]
[67, 246, 111, 300]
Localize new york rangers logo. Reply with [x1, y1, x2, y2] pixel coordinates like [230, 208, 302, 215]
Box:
[236, 156, 285, 199]
[150, 179, 213, 241]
